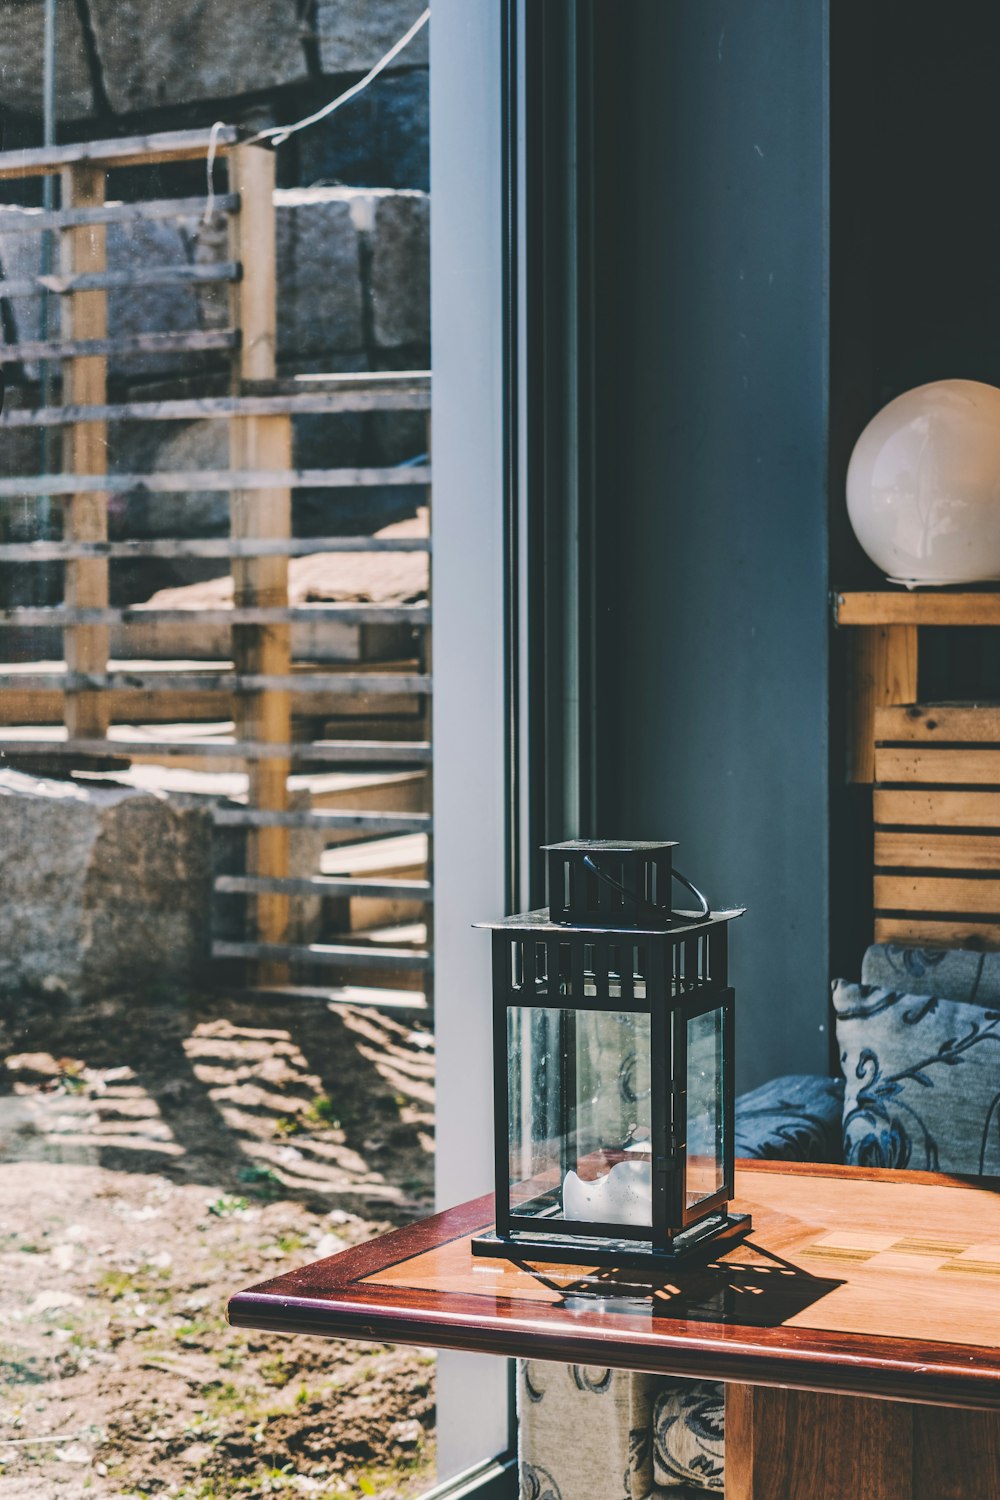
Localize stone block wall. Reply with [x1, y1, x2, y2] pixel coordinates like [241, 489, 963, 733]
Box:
[0, 0, 429, 190]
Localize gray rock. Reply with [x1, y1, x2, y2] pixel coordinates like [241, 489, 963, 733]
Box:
[106, 217, 204, 380]
[297, 67, 429, 190]
[316, 0, 428, 76]
[115, 419, 230, 540]
[0, 770, 225, 1000]
[87, 0, 307, 114]
[0, 0, 93, 120]
[275, 188, 364, 359]
[369, 192, 429, 349]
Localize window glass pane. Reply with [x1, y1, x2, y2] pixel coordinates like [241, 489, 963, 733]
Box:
[686, 1005, 725, 1208]
[508, 1006, 651, 1228]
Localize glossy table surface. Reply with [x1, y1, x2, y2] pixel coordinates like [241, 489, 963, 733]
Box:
[228, 1161, 1000, 1410]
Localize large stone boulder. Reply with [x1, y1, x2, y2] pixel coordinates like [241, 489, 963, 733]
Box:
[0, 0, 93, 120]
[316, 0, 429, 76]
[0, 770, 225, 1000]
[87, 0, 307, 114]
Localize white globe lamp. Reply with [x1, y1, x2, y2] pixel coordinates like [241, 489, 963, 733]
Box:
[846, 379, 1000, 586]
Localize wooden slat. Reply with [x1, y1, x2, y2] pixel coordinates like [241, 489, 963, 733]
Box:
[0, 690, 426, 724]
[212, 939, 432, 971]
[836, 591, 1000, 627]
[875, 703, 1000, 743]
[874, 874, 1000, 914]
[213, 808, 432, 833]
[1, 262, 240, 298]
[0, 194, 240, 234]
[874, 788, 1000, 828]
[875, 915, 1000, 948]
[848, 624, 918, 782]
[0, 465, 429, 496]
[0, 387, 431, 428]
[0, 737, 432, 764]
[0, 671, 431, 694]
[61, 162, 109, 740]
[876, 747, 1000, 785]
[244, 983, 429, 1012]
[0, 125, 243, 180]
[216, 875, 432, 900]
[874, 831, 1000, 871]
[0, 604, 430, 626]
[0, 328, 238, 363]
[0, 536, 430, 560]
[226, 143, 293, 983]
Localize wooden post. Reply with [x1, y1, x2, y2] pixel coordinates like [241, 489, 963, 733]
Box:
[228, 144, 293, 985]
[61, 163, 110, 739]
[847, 623, 918, 783]
[724, 1383, 1000, 1500]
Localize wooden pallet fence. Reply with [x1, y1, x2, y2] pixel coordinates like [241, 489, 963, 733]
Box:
[0, 126, 433, 1005]
[874, 704, 1000, 948]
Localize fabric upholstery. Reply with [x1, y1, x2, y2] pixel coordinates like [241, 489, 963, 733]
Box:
[834, 978, 1000, 1175]
[517, 1362, 681, 1500]
[862, 942, 1000, 1004]
[734, 1072, 844, 1162]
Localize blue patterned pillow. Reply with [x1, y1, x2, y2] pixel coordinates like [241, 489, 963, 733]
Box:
[834, 980, 1000, 1175]
[652, 1381, 724, 1493]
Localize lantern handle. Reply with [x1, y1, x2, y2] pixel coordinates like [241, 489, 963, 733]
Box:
[581, 855, 711, 923]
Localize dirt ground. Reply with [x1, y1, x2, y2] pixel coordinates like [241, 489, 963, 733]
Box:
[0, 988, 438, 1499]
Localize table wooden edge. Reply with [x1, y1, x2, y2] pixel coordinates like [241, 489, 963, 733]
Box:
[227, 1162, 1000, 1412]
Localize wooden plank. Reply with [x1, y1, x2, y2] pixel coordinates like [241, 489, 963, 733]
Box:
[0, 737, 432, 764]
[0, 328, 238, 363]
[0, 125, 243, 180]
[0, 536, 429, 560]
[874, 874, 1000, 914]
[912, 1407, 1000, 1500]
[725, 1383, 911, 1500]
[0, 387, 431, 428]
[874, 788, 1000, 828]
[213, 808, 432, 833]
[0, 604, 430, 626]
[848, 624, 918, 783]
[0, 194, 240, 234]
[0, 690, 426, 724]
[876, 747, 1000, 785]
[228, 142, 291, 985]
[0, 671, 431, 694]
[212, 939, 432, 971]
[216, 875, 432, 900]
[245, 983, 429, 1012]
[61, 163, 109, 740]
[875, 703, 1000, 744]
[875, 831, 1000, 871]
[0, 465, 430, 495]
[875, 915, 1000, 948]
[2, 262, 240, 298]
[836, 591, 1000, 627]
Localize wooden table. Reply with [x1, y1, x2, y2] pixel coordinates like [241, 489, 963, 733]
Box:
[229, 1161, 1000, 1499]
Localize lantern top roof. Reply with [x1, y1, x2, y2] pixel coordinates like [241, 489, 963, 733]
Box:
[475, 905, 745, 937]
[542, 839, 678, 853]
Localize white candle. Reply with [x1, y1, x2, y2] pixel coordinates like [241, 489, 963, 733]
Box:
[562, 1158, 652, 1228]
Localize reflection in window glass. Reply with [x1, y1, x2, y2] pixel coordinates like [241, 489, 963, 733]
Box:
[686, 1006, 725, 1208]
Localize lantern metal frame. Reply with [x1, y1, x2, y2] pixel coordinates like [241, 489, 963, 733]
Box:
[472, 903, 751, 1269]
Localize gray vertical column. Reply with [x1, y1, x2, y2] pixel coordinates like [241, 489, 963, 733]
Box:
[593, 0, 831, 1090]
[431, 0, 511, 1481]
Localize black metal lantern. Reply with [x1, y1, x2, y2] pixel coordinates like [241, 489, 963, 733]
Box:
[472, 840, 750, 1269]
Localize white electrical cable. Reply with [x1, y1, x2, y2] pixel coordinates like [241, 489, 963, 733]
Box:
[249, 7, 430, 148]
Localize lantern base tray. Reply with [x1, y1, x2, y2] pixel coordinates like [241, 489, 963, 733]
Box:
[471, 1212, 752, 1271]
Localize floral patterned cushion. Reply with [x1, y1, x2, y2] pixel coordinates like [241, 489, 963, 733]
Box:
[733, 1073, 844, 1162]
[834, 979, 1000, 1174]
[862, 943, 1000, 1004]
[652, 1382, 724, 1493]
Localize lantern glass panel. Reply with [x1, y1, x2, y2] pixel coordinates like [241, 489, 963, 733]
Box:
[507, 1007, 652, 1229]
[685, 1005, 726, 1209]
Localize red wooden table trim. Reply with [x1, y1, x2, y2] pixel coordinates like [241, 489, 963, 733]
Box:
[227, 1161, 1000, 1411]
